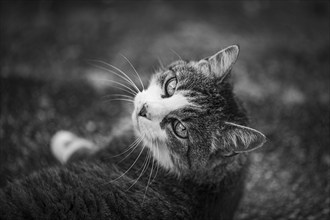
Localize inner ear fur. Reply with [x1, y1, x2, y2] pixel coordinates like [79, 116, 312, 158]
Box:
[204, 45, 240, 81]
[213, 122, 266, 155]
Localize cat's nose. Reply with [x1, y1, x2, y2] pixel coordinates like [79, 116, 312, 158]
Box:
[138, 103, 148, 119]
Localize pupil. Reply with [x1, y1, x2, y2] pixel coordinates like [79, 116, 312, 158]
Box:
[168, 80, 176, 95]
[178, 124, 185, 132]
[173, 121, 187, 138]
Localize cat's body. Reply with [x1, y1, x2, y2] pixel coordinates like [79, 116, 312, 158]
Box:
[0, 45, 266, 220]
[0, 135, 246, 220]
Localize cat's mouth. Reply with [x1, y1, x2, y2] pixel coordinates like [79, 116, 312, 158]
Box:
[132, 109, 167, 144]
[135, 116, 152, 137]
[135, 115, 144, 132]
[132, 87, 169, 146]
[133, 92, 150, 134]
[132, 108, 147, 135]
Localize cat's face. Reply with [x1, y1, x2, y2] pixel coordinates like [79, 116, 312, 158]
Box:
[132, 45, 266, 174]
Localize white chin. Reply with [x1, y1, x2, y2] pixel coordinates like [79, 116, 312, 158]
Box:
[132, 112, 140, 132]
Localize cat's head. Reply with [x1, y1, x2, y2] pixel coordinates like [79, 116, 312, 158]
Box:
[132, 45, 266, 175]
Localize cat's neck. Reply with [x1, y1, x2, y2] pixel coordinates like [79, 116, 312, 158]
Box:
[141, 136, 247, 185]
[184, 154, 247, 186]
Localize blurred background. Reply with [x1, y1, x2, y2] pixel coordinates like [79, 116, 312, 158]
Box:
[1, 0, 329, 219]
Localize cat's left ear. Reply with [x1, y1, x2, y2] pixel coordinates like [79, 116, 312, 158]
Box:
[213, 122, 266, 155]
[205, 45, 240, 80]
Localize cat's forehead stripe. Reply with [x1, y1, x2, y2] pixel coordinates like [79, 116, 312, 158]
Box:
[168, 60, 186, 69]
[160, 93, 192, 114]
[155, 61, 188, 86]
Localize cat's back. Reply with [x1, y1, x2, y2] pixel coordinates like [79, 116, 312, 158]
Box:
[0, 154, 196, 220]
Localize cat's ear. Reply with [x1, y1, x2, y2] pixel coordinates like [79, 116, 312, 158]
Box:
[206, 45, 239, 80]
[212, 122, 266, 155]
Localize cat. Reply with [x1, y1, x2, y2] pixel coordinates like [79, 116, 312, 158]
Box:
[0, 45, 266, 220]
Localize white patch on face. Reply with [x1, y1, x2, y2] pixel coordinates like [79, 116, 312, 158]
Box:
[131, 77, 192, 171]
[146, 138, 174, 171]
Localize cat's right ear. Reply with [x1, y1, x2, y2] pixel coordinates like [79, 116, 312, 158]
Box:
[212, 122, 266, 156]
[205, 45, 240, 81]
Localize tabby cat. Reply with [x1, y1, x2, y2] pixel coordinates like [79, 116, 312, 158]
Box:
[0, 45, 266, 220]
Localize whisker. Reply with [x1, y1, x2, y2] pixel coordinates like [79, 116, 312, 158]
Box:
[104, 99, 134, 103]
[157, 56, 165, 69]
[90, 59, 141, 93]
[120, 54, 145, 91]
[105, 84, 137, 96]
[126, 151, 151, 192]
[143, 151, 155, 203]
[108, 141, 146, 184]
[114, 137, 144, 163]
[170, 48, 183, 60]
[101, 79, 138, 95]
[88, 62, 140, 93]
[117, 137, 144, 164]
[102, 94, 134, 100]
[111, 94, 134, 99]
[109, 136, 142, 158]
[151, 143, 160, 184]
[89, 76, 137, 95]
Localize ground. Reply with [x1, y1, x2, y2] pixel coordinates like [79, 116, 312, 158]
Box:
[1, 1, 329, 219]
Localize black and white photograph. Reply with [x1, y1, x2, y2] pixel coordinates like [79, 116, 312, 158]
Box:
[0, 0, 329, 219]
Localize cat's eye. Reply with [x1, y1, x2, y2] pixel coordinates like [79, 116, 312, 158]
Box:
[172, 120, 188, 139]
[164, 77, 177, 97]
